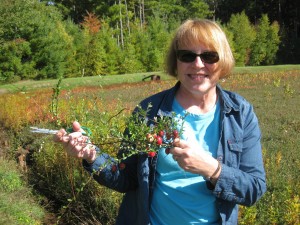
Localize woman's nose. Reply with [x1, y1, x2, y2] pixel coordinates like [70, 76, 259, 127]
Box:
[193, 56, 205, 67]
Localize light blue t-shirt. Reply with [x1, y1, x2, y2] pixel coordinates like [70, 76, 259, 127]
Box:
[150, 98, 221, 225]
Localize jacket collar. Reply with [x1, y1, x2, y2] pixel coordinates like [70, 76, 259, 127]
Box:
[158, 82, 240, 115]
[217, 84, 241, 113]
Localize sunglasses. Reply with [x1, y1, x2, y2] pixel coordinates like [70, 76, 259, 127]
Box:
[176, 50, 219, 64]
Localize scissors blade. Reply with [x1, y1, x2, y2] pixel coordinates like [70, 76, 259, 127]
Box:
[30, 127, 59, 135]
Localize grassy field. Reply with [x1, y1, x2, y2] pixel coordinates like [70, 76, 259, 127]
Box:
[0, 71, 167, 93]
[0, 158, 45, 224]
[0, 66, 299, 224]
[1, 65, 300, 93]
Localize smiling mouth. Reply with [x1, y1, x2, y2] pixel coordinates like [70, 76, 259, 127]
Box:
[188, 74, 208, 80]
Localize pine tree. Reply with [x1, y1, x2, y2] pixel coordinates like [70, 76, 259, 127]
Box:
[227, 11, 255, 66]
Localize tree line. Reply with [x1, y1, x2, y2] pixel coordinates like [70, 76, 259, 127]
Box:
[0, 0, 298, 83]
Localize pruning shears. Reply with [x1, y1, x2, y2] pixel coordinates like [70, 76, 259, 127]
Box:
[30, 126, 92, 136]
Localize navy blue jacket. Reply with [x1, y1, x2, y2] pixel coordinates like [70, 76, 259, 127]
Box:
[83, 82, 267, 225]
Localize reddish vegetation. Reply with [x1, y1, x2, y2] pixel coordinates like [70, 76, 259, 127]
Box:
[81, 12, 101, 34]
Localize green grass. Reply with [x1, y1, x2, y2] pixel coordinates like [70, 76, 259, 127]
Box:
[1, 65, 299, 93]
[0, 158, 45, 225]
[0, 71, 168, 93]
[232, 64, 300, 74]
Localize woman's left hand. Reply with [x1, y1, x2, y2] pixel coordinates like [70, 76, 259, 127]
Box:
[170, 138, 220, 179]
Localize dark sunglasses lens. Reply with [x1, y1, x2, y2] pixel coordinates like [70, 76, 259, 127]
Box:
[176, 50, 219, 64]
[200, 52, 219, 64]
[177, 51, 197, 62]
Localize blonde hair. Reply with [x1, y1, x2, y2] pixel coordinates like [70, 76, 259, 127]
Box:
[165, 19, 235, 78]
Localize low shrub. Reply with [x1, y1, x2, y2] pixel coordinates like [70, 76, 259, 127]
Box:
[0, 71, 299, 224]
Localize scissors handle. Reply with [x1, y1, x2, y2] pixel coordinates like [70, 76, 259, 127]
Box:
[66, 126, 92, 136]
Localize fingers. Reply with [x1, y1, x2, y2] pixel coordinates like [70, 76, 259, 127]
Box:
[53, 129, 68, 142]
[168, 138, 184, 162]
[172, 138, 188, 148]
[173, 138, 180, 147]
[53, 121, 96, 162]
[69, 143, 96, 162]
[72, 121, 82, 132]
[53, 121, 83, 143]
[82, 144, 97, 163]
[68, 133, 87, 145]
[65, 135, 91, 157]
[169, 138, 194, 163]
[169, 138, 187, 155]
[54, 129, 84, 144]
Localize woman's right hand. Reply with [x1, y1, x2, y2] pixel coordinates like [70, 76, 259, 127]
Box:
[53, 121, 97, 163]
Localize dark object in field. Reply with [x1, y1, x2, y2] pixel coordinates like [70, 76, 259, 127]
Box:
[142, 75, 161, 81]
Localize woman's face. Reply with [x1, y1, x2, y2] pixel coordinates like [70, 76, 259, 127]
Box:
[176, 42, 221, 97]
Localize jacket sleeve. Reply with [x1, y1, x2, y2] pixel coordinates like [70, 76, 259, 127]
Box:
[213, 104, 267, 206]
[82, 151, 139, 193]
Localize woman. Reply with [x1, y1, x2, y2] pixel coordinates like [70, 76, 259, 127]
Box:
[55, 19, 266, 225]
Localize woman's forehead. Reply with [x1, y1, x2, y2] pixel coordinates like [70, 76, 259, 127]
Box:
[176, 37, 212, 50]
